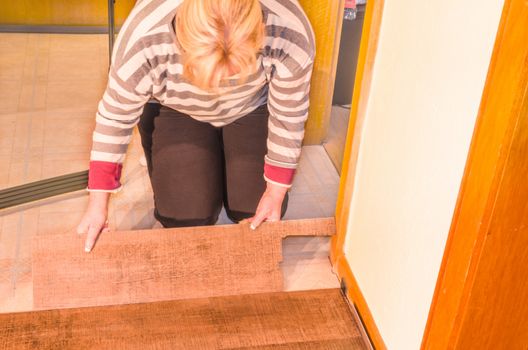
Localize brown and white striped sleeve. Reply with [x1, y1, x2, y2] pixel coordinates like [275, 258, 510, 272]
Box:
[262, 0, 316, 188]
[87, 40, 152, 192]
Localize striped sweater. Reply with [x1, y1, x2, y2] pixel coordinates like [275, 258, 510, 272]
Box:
[88, 0, 315, 192]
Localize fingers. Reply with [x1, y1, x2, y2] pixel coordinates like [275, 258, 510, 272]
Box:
[248, 208, 281, 230]
[249, 191, 285, 230]
[84, 222, 104, 253]
[249, 210, 267, 230]
[84, 225, 99, 253]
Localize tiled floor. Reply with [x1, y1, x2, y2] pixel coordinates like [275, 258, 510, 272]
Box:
[0, 33, 107, 189]
[0, 33, 342, 313]
[324, 105, 351, 174]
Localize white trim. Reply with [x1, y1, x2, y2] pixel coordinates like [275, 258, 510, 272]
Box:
[263, 175, 292, 189]
[264, 155, 298, 169]
[85, 186, 123, 194]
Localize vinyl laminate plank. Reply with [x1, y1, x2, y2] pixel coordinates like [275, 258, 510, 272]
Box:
[33, 218, 335, 309]
[0, 289, 367, 350]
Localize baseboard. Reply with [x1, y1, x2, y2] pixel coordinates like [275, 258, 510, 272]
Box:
[332, 253, 387, 350]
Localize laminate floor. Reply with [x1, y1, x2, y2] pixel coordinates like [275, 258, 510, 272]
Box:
[0, 289, 369, 350]
[32, 218, 336, 309]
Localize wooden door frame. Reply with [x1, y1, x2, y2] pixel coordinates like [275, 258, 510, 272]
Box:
[421, 0, 528, 347]
[329, 0, 386, 348]
[330, 0, 527, 348]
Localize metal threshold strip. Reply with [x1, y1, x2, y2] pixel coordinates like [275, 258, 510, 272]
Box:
[0, 171, 88, 210]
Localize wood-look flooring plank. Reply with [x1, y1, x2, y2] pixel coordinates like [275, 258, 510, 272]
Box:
[33, 218, 335, 309]
[0, 289, 367, 350]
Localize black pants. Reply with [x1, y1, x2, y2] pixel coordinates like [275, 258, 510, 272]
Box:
[138, 103, 288, 228]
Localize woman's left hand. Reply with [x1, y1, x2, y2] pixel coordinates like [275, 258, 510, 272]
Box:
[249, 182, 288, 230]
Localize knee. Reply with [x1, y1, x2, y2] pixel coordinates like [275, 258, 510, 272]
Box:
[152, 183, 223, 228]
[224, 209, 253, 223]
[154, 208, 220, 228]
[224, 192, 289, 223]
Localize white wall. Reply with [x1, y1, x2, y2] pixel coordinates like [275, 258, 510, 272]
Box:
[343, 0, 504, 348]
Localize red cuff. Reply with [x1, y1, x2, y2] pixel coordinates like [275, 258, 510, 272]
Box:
[88, 161, 123, 191]
[264, 163, 296, 186]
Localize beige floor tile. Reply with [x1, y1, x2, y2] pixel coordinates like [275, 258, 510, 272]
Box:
[283, 236, 331, 257]
[0, 33, 28, 51]
[0, 116, 17, 157]
[0, 51, 26, 81]
[0, 156, 10, 189]
[0, 209, 39, 260]
[0, 257, 11, 285]
[215, 207, 233, 225]
[21, 36, 50, 82]
[37, 210, 84, 237]
[0, 215, 19, 260]
[17, 81, 48, 112]
[0, 278, 33, 313]
[43, 117, 95, 152]
[38, 192, 89, 214]
[290, 171, 312, 195]
[15, 257, 32, 283]
[114, 205, 157, 231]
[323, 106, 350, 173]
[0, 79, 23, 115]
[112, 185, 154, 214]
[44, 107, 96, 120]
[7, 155, 43, 187]
[21, 56, 50, 83]
[13, 230, 36, 261]
[284, 193, 326, 219]
[49, 34, 106, 54]
[46, 79, 105, 111]
[0, 267, 15, 303]
[25, 33, 51, 52]
[100, 53, 110, 75]
[11, 113, 46, 156]
[303, 146, 340, 186]
[48, 51, 106, 82]
[41, 152, 89, 179]
[115, 182, 152, 209]
[282, 258, 340, 291]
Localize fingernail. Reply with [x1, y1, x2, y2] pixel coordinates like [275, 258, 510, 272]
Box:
[85, 245, 91, 253]
[250, 224, 256, 230]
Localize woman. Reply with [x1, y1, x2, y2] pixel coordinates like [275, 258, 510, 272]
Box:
[78, 0, 315, 252]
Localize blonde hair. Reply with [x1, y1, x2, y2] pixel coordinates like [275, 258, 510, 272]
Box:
[175, 0, 264, 90]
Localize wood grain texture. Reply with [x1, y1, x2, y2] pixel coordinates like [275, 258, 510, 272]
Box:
[422, 0, 528, 348]
[33, 218, 335, 309]
[456, 88, 528, 349]
[0, 289, 367, 350]
[299, 0, 344, 144]
[330, 0, 386, 349]
[0, 0, 135, 26]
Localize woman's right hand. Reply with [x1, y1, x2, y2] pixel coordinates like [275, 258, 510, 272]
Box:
[77, 191, 111, 253]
